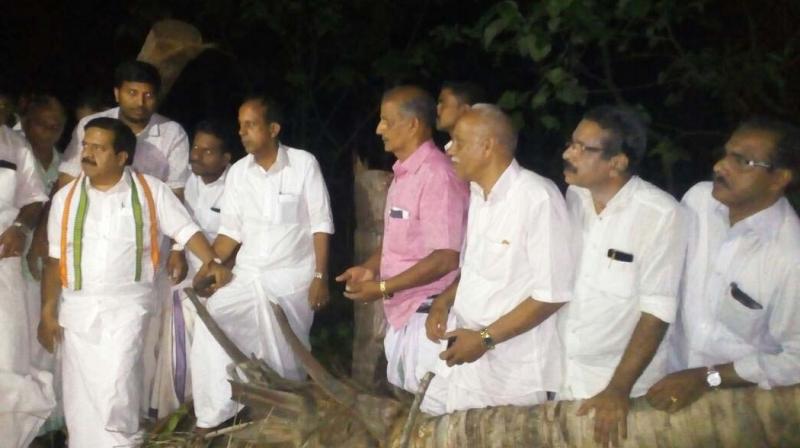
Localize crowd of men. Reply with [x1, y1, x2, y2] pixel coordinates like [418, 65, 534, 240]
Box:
[0, 59, 798, 447]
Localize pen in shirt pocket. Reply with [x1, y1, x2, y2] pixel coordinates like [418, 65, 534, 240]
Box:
[730, 282, 763, 310]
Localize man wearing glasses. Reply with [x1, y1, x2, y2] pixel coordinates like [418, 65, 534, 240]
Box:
[647, 118, 800, 412]
[557, 105, 688, 447]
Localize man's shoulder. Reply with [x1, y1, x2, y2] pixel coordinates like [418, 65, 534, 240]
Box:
[283, 144, 319, 165]
[629, 177, 680, 215]
[0, 125, 32, 159]
[515, 168, 564, 204]
[681, 181, 713, 209]
[149, 113, 187, 134]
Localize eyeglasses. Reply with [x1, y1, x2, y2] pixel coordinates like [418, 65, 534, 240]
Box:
[565, 139, 604, 154]
[720, 150, 773, 171]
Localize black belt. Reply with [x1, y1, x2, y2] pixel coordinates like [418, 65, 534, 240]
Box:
[415, 295, 439, 314]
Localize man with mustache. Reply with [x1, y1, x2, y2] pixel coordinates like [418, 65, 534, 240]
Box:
[558, 105, 688, 447]
[38, 117, 230, 446]
[647, 118, 800, 412]
[337, 86, 468, 414]
[424, 104, 574, 414]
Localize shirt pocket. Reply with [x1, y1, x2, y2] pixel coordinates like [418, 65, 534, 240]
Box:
[718, 283, 767, 339]
[113, 207, 138, 242]
[480, 235, 513, 282]
[0, 164, 16, 207]
[277, 193, 301, 224]
[384, 215, 412, 254]
[595, 258, 637, 300]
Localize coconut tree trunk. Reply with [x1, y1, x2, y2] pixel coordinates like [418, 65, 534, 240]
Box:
[351, 163, 393, 391]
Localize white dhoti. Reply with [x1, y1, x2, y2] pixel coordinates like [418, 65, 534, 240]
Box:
[59, 291, 152, 447]
[191, 273, 314, 428]
[383, 309, 453, 415]
[0, 257, 55, 447]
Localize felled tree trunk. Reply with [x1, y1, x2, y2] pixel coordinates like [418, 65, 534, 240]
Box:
[351, 161, 393, 391]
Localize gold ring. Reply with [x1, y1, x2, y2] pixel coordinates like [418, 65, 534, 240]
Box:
[670, 396, 678, 403]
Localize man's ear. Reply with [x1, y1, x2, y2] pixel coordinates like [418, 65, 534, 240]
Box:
[770, 168, 792, 194]
[610, 153, 629, 176]
[116, 150, 129, 167]
[223, 152, 232, 163]
[269, 122, 281, 139]
[113, 87, 120, 104]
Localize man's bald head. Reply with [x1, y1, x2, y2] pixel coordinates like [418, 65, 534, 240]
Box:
[459, 103, 518, 155]
[382, 85, 436, 131]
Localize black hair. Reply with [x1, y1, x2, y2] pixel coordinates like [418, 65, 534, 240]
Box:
[441, 81, 487, 106]
[736, 116, 800, 190]
[383, 85, 436, 130]
[242, 93, 284, 126]
[114, 60, 162, 94]
[194, 118, 244, 161]
[583, 105, 647, 174]
[84, 117, 137, 165]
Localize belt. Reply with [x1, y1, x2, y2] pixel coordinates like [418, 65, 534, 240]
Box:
[415, 295, 439, 314]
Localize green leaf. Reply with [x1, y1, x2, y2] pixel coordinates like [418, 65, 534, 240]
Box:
[510, 111, 526, 130]
[555, 82, 587, 105]
[531, 85, 551, 109]
[545, 67, 567, 85]
[540, 114, 560, 130]
[497, 90, 519, 109]
[483, 17, 510, 48]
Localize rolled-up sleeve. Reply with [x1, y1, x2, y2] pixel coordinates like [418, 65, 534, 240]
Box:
[217, 165, 243, 242]
[638, 205, 688, 324]
[14, 144, 48, 208]
[524, 191, 574, 303]
[153, 178, 200, 245]
[733, 263, 800, 388]
[58, 120, 85, 178]
[47, 188, 67, 259]
[303, 157, 334, 234]
[165, 128, 191, 190]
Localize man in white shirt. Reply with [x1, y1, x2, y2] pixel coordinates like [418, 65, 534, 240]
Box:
[191, 95, 334, 431]
[647, 118, 800, 412]
[0, 124, 55, 448]
[38, 117, 231, 447]
[150, 119, 237, 415]
[424, 104, 574, 415]
[558, 105, 687, 447]
[435, 81, 486, 150]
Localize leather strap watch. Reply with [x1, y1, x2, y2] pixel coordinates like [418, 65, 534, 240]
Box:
[706, 366, 721, 389]
[479, 328, 496, 350]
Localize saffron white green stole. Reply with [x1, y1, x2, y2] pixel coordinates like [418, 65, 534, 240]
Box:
[59, 170, 160, 290]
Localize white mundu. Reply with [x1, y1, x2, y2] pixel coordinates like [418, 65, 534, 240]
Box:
[671, 182, 800, 387]
[59, 107, 190, 189]
[48, 168, 200, 447]
[559, 176, 687, 400]
[191, 144, 333, 428]
[431, 160, 574, 414]
[0, 125, 55, 448]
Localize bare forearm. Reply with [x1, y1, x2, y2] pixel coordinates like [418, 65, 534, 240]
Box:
[41, 257, 62, 314]
[360, 243, 383, 274]
[607, 312, 669, 393]
[432, 276, 460, 309]
[184, 232, 216, 265]
[313, 232, 330, 275]
[212, 234, 241, 263]
[16, 202, 43, 229]
[487, 298, 564, 345]
[717, 362, 754, 388]
[383, 249, 459, 294]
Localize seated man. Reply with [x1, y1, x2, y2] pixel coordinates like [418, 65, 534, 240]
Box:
[425, 104, 574, 414]
[38, 117, 230, 447]
[648, 118, 800, 411]
[558, 106, 687, 447]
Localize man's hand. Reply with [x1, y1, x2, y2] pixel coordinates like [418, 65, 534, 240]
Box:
[335, 265, 376, 286]
[0, 225, 26, 259]
[38, 308, 63, 353]
[26, 228, 48, 280]
[439, 328, 487, 366]
[646, 367, 707, 413]
[342, 280, 383, 302]
[425, 302, 449, 342]
[167, 250, 188, 284]
[193, 260, 233, 297]
[576, 386, 631, 447]
[308, 276, 330, 311]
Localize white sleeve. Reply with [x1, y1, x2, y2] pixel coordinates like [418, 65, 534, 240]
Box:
[217, 166, 243, 242]
[47, 188, 67, 259]
[14, 144, 48, 208]
[302, 157, 334, 234]
[153, 179, 200, 245]
[58, 121, 85, 178]
[165, 127, 190, 190]
[524, 190, 574, 303]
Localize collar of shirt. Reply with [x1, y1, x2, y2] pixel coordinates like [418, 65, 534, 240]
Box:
[199, 165, 230, 189]
[596, 175, 642, 217]
[392, 139, 438, 177]
[712, 194, 789, 243]
[110, 107, 162, 138]
[86, 167, 134, 195]
[246, 143, 290, 175]
[469, 159, 521, 203]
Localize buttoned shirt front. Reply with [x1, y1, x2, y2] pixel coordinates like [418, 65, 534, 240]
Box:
[217, 144, 333, 294]
[0, 125, 47, 231]
[673, 182, 800, 389]
[183, 168, 228, 272]
[48, 168, 200, 299]
[559, 176, 687, 399]
[59, 107, 190, 190]
[380, 140, 469, 330]
[448, 160, 574, 396]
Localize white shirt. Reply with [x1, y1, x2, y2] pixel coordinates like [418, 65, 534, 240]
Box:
[672, 182, 800, 389]
[559, 176, 687, 399]
[0, 125, 47, 232]
[448, 160, 574, 397]
[183, 168, 228, 272]
[48, 168, 200, 299]
[218, 144, 333, 292]
[58, 107, 190, 190]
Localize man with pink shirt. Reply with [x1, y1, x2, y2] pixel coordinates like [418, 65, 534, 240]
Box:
[337, 85, 468, 414]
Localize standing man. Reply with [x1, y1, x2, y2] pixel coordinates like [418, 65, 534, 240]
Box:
[150, 119, 238, 415]
[337, 86, 468, 413]
[39, 117, 230, 446]
[558, 105, 687, 447]
[435, 81, 486, 149]
[0, 124, 55, 448]
[191, 95, 334, 431]
[647, 118, 800, 411]
[425, 105, 574, 414]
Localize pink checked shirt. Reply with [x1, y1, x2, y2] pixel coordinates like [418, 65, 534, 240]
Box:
[380, 140, 469, 329]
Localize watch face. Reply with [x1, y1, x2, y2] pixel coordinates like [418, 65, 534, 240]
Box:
[707, 371, 722, 387]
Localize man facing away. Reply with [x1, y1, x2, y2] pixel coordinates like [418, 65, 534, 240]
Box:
[558, 105, 688, 447]
[38, 117, 231, 446]
[424, 104, 574, 414]
[647, 118, 800, 412]
[435, 81, 486, 150]
[191, 95, 334, 432]
[337, 85, 469, 414]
